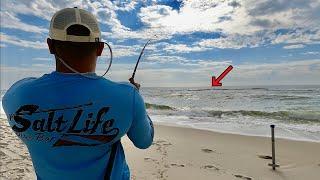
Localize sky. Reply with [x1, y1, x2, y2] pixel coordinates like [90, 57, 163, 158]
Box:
[1, 0, 320, 89]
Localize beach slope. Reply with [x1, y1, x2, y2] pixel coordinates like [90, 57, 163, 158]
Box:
[124, 124, 320, 180]
[1, 120, 319, 180]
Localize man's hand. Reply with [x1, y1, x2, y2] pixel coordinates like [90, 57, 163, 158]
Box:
[129, 77, 141, 90]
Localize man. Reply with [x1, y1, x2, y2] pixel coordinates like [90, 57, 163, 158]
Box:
[2, 7, 154, 180]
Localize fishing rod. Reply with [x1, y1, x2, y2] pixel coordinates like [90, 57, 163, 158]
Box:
[129, 39, 152, 86]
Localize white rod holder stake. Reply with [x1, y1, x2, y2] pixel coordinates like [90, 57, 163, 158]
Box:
[268, 124, 279, 170]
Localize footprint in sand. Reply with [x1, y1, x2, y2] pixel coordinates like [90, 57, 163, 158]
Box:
[258, 155, 272, 159]
[201, 165, 220, 171]
[170, 163, 185, 167]
[201, 148, 222, 155]
[201, 148, 214, 153]
[152, 140, 172, 156]
[153, 140, 172, 146]
[148, 139, 173, 180]
[144, 157, 161, 166]
[144, 157, 157, 162]
[234, 174, 253, 180]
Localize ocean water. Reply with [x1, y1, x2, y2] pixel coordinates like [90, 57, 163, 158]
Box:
[1, 86, 320, 142]
[141, 85, 320, 142]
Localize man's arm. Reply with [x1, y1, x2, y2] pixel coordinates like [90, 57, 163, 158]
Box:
[2, 77, 36, 117]
[127, 89, 154, 149]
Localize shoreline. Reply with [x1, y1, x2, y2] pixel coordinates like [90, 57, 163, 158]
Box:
[153, 121, 320, 143]
[1, 117, 319, 143]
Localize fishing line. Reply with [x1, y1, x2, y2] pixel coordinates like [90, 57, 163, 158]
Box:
[55, 42, 113, 80]
[55, 36, 155, 83]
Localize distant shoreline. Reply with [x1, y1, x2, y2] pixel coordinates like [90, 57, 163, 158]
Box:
[1, 84, 320, 91]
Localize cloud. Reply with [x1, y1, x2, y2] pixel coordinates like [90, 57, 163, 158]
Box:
[283, 44, 305, 49]
[1, 58, 320, 89]
[138, 2, 234, 34]
[246, 0, 312, 16]
[163, 44, 208, 53]
[229, 59, 320, 85]
[0, 0, 57, 21]
[1, 0, 319, 89]
[137, 0, 320, 48]
[0, 0, 136, 39]
[143, 54, 190, 64]
[32, 57, 52, 61]
[301, 51, 320, 55]
[104, 44, 141, 57]
[0, 11, 48, 34]
[196, 60, 232, 67]
[139, 0, 291, 35]
[31, 63, 52, 67]
[0, 33, 47, 49]
[271, 28, 320, 45]
[107, 59, 320, 87]
[228, 1, 241, 8]
[1, 0, 319, 50]
[250, 19, 279, 28]
[140, 54, 232, 68]
[198, 33, 268, 49]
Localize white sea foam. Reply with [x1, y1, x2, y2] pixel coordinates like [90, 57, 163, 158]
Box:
[0, 106, 6, 119]
[0, 100, 7, 119]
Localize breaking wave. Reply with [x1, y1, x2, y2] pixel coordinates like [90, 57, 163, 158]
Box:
[205, 110, 320, 123]
[145, 101, 320, 123]
[145, 103, 175, 110]
[186, 87, 269, 92]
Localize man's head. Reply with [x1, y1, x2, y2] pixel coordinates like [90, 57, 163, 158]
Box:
[47, 7, 104, 73]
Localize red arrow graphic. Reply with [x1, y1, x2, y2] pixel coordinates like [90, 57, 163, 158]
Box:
[212, 65, 233, 86]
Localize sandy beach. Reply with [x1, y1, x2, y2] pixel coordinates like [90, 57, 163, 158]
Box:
[1, 119, 319, 180]
[125, 124, 320, 180]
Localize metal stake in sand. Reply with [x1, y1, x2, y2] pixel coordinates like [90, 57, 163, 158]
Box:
[268, 124, 279, 170]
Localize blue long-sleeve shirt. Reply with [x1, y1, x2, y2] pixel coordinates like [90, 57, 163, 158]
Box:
[2, 71, 154, 180]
